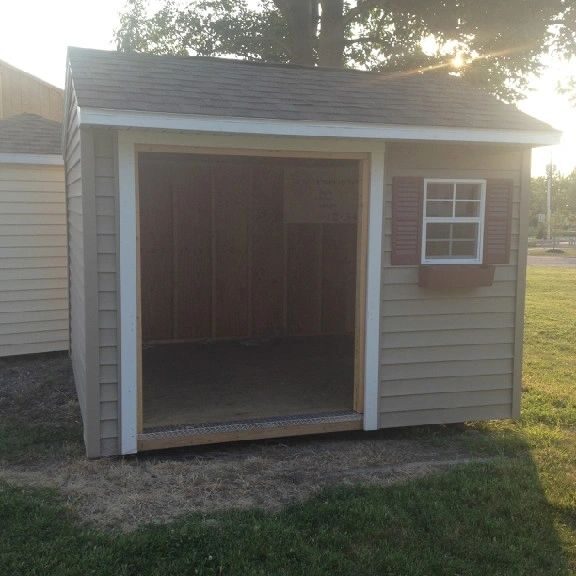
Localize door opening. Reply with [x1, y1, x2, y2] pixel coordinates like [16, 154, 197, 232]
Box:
[136, 151, 368, 449]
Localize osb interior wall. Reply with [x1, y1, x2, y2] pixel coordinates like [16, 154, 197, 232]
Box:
[138, 153, 360, 342]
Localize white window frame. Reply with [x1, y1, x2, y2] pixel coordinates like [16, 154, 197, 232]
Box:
[421, 178, 486, 265]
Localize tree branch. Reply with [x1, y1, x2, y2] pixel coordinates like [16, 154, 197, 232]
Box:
[271, 0, 291, 19]
[342, 0, 382, 26]
[344, 35, 383, 45]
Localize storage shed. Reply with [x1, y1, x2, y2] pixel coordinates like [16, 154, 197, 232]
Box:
[64, 47, 560, 458]
[0, 113, 68, 356]
[0, 59, 63, 121]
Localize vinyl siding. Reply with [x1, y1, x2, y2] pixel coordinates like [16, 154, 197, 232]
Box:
[81, 135, 527, 455]
[0, 163, 67, 357]
[65, 82, 87, 430]
[379, 143, 526, 427]
[0, 61, 63, 121]
[93, 130, 120, 456]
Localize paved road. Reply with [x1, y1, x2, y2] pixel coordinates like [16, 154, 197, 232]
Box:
[527, 256, 576, 268]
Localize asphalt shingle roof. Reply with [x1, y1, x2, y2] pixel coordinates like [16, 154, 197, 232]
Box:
[0, 113, 62, 154]
[68, 47, 555, 134]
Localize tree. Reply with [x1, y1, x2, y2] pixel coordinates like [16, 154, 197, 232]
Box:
[115, 0, 576, 101]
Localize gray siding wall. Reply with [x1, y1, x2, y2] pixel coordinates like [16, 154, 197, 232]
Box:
[0, 163, 68, 356]
[86, 137, 528, 455]
[93, 130, 120, 456]
[65, 86, 87, 432]
[66, 83, 120, 457]
[379, 143, 526, 427]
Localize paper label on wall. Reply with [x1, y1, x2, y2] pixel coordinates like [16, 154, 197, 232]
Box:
[284, 166, 358, 224]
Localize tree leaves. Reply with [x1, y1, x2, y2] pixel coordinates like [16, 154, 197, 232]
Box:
[114, 0, 576, 102]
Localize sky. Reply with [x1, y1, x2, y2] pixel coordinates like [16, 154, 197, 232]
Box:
[0, 0, 574, 176]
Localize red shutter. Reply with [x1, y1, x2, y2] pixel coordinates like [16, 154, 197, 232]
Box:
[483, 179, 513, 265]
[391, 177, 424, 265]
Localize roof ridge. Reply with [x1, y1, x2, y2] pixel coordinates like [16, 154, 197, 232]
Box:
[66, 46, 464, 82]
[0, 113, 61, 125]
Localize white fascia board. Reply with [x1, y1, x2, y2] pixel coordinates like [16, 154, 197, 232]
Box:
[0, 153, 63, 165]
[78, 107, 561, 146]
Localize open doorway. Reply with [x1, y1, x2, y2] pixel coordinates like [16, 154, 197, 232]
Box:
[137, 151, 366, 442]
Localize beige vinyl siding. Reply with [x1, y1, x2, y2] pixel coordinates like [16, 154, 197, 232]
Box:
[77, 134, 528, 455]
[65, 81, 93, 454]
[0, 164, 67, 357]
[0, 60, 63, 121]
[93, 130, 120, 456]
[379, 143, 526, 427]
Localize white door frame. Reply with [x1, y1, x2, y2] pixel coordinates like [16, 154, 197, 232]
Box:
[117, 129, 384, 454]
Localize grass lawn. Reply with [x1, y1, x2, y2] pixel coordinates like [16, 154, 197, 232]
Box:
[1, 266, 575, 575]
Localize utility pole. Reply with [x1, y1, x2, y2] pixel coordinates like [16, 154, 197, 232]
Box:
[547, 156, 552, 242]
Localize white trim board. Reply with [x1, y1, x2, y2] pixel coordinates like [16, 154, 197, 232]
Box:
[117, 130, 386, 452]
[80, 107, 560, 146]
[118, 132, 138, 455]
[0, 153, 63, 165]
[363, 149, 385, 430]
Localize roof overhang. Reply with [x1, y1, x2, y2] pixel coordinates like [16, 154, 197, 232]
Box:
[0, 153, 63, 165]
[78, 107, 561, 147]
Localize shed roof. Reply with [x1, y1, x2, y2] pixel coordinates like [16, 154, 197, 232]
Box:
[0, 113, 62, 155]
[67, 47, 558, 138]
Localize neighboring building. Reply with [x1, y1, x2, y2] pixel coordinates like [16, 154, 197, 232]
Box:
[0, 59, 63, 121]
[64, 47, 560, 458]
[0, 64, 67, 357]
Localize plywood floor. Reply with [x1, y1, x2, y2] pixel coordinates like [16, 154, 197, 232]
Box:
[142, 335, 355, 430]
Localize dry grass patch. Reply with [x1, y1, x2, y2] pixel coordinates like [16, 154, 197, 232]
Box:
[0, 353, 484, 531]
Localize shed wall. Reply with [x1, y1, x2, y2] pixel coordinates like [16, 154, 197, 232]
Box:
[93, 130, 120, 456]
[0, 163, 68, 356]
[84, 135, 528, 455]
[65, 86, 87, 428]
[0, 61, 63, 121]
[379, 143, 526, 426]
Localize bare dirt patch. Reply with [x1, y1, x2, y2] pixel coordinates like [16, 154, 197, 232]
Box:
[0, 353, 489, 531]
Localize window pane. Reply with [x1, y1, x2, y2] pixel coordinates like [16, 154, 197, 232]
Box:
[427, 182, 453, 200]
[455, 201, 480, 217]
[425, 240, 450, 258]
[456, 183, 481, 200]
[426, 201, 452, 217]
[452, 240, 477, 257]
[452, 223, 478, 240]
[426, 223, 451, 239]
[424, 222, 479, 260]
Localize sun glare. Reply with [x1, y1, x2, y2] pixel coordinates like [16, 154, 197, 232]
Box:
[451, 53, 466, 69]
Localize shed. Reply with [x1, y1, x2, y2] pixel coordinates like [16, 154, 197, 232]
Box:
[64, 47, 560, 458]
[0, 113, 68, 357]
[0, 59, 63, 121]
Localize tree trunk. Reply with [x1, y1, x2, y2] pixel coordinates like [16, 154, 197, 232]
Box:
[318, 0, 345, 67]
[274, 0, 318, 66]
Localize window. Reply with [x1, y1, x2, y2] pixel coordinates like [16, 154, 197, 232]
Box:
[421, 179, 486, 264]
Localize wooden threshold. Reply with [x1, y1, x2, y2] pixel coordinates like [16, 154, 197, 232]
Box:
[138, 411, 363, 452]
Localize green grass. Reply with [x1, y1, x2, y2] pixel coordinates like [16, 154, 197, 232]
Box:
[1, 266, 575, 575]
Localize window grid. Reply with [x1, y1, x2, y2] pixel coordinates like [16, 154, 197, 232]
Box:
[421, 179, 486, 265]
